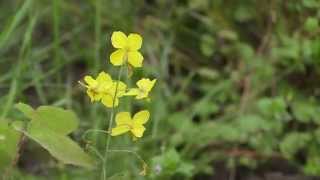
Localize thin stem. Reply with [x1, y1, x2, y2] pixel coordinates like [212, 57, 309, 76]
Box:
[94, 0, 101, 73]
[53, 0, 61, 83]
[87, 145, 105, 166]
[82, 129, 110, 142]
[107, 149, 148, 175]
[102, 65, 124, 180]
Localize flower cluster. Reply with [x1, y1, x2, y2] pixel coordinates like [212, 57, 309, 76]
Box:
[83, 72, 126, 108]
[82, 31, 156, 140]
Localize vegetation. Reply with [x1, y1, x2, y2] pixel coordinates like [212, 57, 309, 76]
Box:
[0, 0, 320, 179]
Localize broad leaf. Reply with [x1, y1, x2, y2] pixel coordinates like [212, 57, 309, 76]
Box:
[19, 121, 95, 168]
[15, 102, 34, 118]
[280, 132, 311, 159]
[15, 103, 95, 168]
[0, 119, 20, 172]
[15, 103, 78, 135]
[292, 100, 319, 123]
[34, 106, 78, 135]
[151, 148, 194, 178]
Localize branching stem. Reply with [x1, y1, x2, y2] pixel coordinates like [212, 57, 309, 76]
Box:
[102, 65, 124, 180]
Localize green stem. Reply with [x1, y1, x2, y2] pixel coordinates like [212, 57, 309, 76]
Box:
[102, 65, 124, 180]
[94, 0, 101, 73]
[53, 0, 61, 83]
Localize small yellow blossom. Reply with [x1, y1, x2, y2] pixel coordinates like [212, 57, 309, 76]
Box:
[83, 72, 113, 102]
[125, 78, 156, 99]
[111, 110, 150, 139]
[110, 31, 144, 68]
[101, 81, 127, 108]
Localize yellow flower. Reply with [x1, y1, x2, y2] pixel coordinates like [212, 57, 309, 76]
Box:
[101, 81, 127, 108]
[110, 31, 144, 68]
[125, 78, 156, 99]
[83, 72, 113, 102]
[111, 110, 150, 139]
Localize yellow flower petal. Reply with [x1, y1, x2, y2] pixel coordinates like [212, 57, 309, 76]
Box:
[115, 81, 127, 96]
[133, 110, 150, 125]
[108, 81, 127, 97]
[137, 78, 156, 91]
[111, 31, 128, 49]
[131, 125, 146, 138]
[124, 88, 140, 96]
[96, 72, 113, 92]
[96, 72, 112, 83]
[89, 90, 102, 101]
[115, 112, 132, 125]
[111, 125, 130, 136]
[136, 91, 148, 99]
[136, 78, 149, 89]
[128, 51, 143, 68]
[148, 79, 157, 91]
[86, 90, 97, 102]
[84, 76, 97, 87]
[110, 49, 126, 66]
[101, 94, 119, 108]
[128, 33, 142, 51]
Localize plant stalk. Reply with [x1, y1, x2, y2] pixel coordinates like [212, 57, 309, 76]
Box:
[102, 65, 124, 180]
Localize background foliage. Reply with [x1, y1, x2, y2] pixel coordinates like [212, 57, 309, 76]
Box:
[1, 0, 320, 179]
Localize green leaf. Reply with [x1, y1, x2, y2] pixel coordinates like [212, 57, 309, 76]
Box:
[21, 121, 95, 168]
[193, 99, 219, 118]
[236, 115, 271, 134]
[197, 68, 219, 80]
[304, 17, 319, 33]
[177, 162, 195, 177]
[234, 5, 254, 22]
[280, 132, 311, 159]
[302, 0, 320, 8]
[15, 102, 34, 118]
[0, 119, 20, 172]
[200, 34, 215, 57]
[151, 148, 194, 178]
[291, 100, 319, 123]
[15, 103, 78, 135]
[304, 144, 320, 176]
[34, 106, 79, 135]
[257, 97, 288, 119]
[14, 103, 94, 168]
[236, 42, 254, 60]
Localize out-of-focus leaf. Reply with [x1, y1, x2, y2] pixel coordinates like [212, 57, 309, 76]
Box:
[151, 148, 194, 178]
[177, 162, 195, 177]
[197, 68, 219, 80]
[280, 132, 311, 159]
[236, 115, 271, 134]
[302, 0, 320, 8]
[304, 144, 320, 175]
[257, 97, 288, 120]
[188, 0, 209, 10]
[0, 119, 20, 172]
[291, 100, 320, 123]
[234, 5, 254, 22]
[304, 17, 319, 33]
[236, 42, 254, 61]
[200, 34, 215, 57]
[193, 98, 219, 118]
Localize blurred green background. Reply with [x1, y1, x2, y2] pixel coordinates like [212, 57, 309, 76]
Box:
[1, 0, 320, 179]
